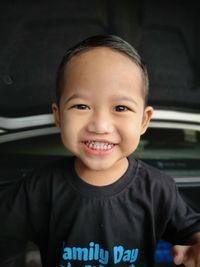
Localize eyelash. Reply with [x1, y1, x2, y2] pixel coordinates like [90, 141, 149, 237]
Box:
[71, 104, 90, 110]
[114, 105, 129, 112]
[70, 104, 131, 112]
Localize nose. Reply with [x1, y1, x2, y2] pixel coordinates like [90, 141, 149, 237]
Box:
[87, 111, 114, 134]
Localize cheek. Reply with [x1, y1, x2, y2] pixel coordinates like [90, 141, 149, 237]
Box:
[60, 113, 84, 144]
[119, 121, 142, 149]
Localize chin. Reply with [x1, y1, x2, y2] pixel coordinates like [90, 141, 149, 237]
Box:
[86, 162, 112, 171]
[81, 158, 115, 171]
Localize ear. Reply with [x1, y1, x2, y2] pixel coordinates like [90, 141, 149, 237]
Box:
[140, 106, 153, 135]
[52, 103, 61, 128]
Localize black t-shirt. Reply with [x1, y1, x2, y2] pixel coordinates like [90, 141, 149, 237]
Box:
[1, 157, 200, 267]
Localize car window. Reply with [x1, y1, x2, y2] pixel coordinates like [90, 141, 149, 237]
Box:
[0, 127, 200, 178]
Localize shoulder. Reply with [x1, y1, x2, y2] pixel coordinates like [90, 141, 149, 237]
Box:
[129, 158, 178, 206]
[24, 156, 75, 197]
[132, 159, 180, 224]
[134, 159, 175, 188]
[29, 156, 74, 178]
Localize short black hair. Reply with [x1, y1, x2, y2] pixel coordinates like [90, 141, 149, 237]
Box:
[56, 34, 149, 105]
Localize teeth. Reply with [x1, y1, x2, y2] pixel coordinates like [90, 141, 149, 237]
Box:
[84, 141, 114, 150]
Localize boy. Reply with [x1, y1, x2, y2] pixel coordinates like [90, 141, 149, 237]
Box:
[0, 34, 200, 267]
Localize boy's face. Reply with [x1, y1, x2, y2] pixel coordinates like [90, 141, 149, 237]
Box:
[53, 47, 153, 184]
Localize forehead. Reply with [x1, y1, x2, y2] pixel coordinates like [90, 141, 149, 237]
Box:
[66, 46, 139, 71]
[61, 47, 143, 99]
[64, 47, 142, 80]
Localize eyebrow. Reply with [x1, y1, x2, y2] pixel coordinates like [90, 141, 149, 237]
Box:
[64, 93, 89, 105]
[64, 93, 138, 105]
[111, 95, 138, 105]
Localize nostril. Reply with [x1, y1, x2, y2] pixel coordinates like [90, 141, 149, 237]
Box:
[87, 121, 114, 134]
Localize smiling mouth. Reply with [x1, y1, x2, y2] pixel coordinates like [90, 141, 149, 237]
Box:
[84, 140, 115, 151]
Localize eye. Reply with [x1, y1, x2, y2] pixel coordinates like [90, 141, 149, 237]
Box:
[114, 105, 129, 112]
[71, 104, 90, 110]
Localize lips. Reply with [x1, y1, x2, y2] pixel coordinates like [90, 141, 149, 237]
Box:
[84, 140, 115, 151]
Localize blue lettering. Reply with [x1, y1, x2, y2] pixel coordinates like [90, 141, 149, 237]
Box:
[123, 249, 131, 262]
[113, 246, 124, 263]
[130, 249, 139, 263]
[62, 242, 109, 264]
[99, 249, 109, 265]
[59, 263, 71, 267]
[63, 248, 72, 260]
[113, 246, 139, 264]
[74, 247, 88, 261]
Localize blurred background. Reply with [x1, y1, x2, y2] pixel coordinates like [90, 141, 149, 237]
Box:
[0, 1, 200, 266]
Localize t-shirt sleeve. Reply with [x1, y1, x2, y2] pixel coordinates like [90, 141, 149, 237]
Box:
[0, 168, 51, 265]
[162, 182, 200, 244]
[0, 178, 29, 266]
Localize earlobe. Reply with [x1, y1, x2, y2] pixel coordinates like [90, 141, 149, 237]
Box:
[52, 103, 61, 128]
[141, 106, 153, 135]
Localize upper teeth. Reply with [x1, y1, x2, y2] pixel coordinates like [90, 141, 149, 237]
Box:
[85, 141, 114, 150]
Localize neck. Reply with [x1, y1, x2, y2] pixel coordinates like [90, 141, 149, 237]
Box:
[75, 158, 129, 186]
